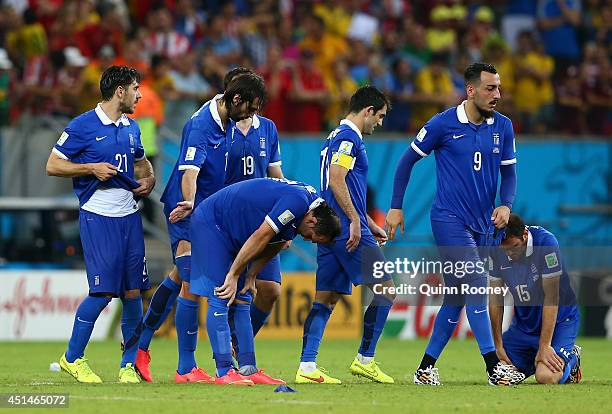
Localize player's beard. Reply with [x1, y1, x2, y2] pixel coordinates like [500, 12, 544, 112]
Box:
[120, 99, 136, 114]
[476, 102, 494, 119]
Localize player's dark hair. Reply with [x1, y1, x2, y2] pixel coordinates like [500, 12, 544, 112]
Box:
[312, 202, 341, 241]
[223, 72, 266, 109]
[100, 65, 141, 101]
[223, 67, 253, 90]
[504, 214, 526, 239]
[348, 85, 390, 114]
[464, 62, 497, 86]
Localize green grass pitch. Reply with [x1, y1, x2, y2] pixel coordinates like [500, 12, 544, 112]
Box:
[0, 338, 610, 413]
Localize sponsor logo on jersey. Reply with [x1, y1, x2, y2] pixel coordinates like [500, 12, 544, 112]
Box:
[338, 141, 353, 155]
[416, 127, 427, 141]
[57, 132, 69, 145]
[185, 147, 196, 161]
[278, 210, 295, 225]
[545, 252, 558, 269]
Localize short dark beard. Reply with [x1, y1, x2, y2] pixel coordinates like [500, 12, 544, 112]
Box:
[476, 104, 494, 119]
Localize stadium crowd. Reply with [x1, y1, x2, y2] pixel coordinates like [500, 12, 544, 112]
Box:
[0, 0, 610, 137]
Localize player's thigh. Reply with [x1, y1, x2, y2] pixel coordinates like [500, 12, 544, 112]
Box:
[255, 254, 282, 284]
[335, 235, 390, 286]
[123, 212, 150, 293]
[551, 318, 579, 364]
[316, 242, 352, 295]
[79, 210, 124, 297]
[502, 325, 539, 376]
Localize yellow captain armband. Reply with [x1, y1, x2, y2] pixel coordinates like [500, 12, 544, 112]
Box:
[331, 152, 355, 170]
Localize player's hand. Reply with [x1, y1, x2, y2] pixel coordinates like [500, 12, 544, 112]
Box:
[496, 347, 514, 366]
[90, 162, 117, 181]
[169, 200, 194, 223]
[215, 273, 239, 306]
[385, 208, 405, 241]
[239, 272, 257, 300]
[535, 344, 565, 373]
[133, 176, 156, 198]
[370, 223, 388, 246]
[491, 205, 511, 229]
[281, 240, 292, 250]
[346, 220, 361, 253]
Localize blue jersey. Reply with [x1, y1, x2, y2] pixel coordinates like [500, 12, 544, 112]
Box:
[53, 104, 145, 206]
[490, 226, 578, 335]
[320, 119, 369, 239]
[193, 178, 323, 252]
[160, 95, 227, 209]
[224, 114, 282, 185]
[411, 102, 516, 234]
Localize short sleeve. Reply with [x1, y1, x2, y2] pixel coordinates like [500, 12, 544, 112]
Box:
[268, 123, 282, 167]
[178, 127, 209, 172]
[501, 119, 516, 166]
[329, 131, 359, 171]
[539, 235, 562, 279]
[410, 115, 444, 157]
[134, 126, 145, 161]
[53, 123, 86, 160]
[264, 194, 309, 236]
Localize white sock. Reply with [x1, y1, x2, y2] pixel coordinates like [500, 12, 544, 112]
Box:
[299, 362, 317, 373]
[357, 353, 373, 364]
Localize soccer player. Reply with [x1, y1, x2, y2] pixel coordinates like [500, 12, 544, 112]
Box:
[295, 86, 396, 385]
[190, 178, 341, 385]
[489, 214, 581, 384]
[385, 62, 525, 385]
[135, 73, 266, 383]
[46, 66, 155, 383]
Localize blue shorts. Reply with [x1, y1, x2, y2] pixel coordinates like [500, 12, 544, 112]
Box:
[163, 204, 191, 259]
[80, 210, 149, 297]
[189, 211, 251, 304]
[254, 254, 281, 284]
[503, 319, 579, 377]
[316, 234, 389, 295]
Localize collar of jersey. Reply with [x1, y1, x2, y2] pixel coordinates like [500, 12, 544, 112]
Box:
[456, 101, 494, 125]
[525, 228, 534, 257]
[95, 103, 130, 126]
[340, 119, 362, 139]
[209, 94, 225, 132]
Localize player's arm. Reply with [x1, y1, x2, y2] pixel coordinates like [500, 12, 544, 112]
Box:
[46, 151, 117, 181]
[267, 165, 284, 179]
[215, 221, 277, 305]
[492, 120, 518, 229]
[367, 214, 388, 245]
[329, 163, 360, 252]
[239, 241, 287, 298]
[169, 169, 198, 223]
[488, 276, 512, 365]
[267, 125, 283, 179]
[133, 157, 156, 198]
[536, 275, 565, 373]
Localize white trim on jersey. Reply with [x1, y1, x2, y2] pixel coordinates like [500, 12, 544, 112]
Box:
[178, 165, 201, 172]
[456, 101, 494, 125]
[526, 230, 534, 257]
[268, 161, 282, 166]
[209, 94, 225, 132]
[308, 197, 324, 211]
[52, 147, 69, 160]
[265, 215, 280, 233]
[542, 270, 563, 279]
[95, 103, 130, 126]
[411, 141, 428, 157]
[340, 119, 363, 140]
[500, 158, 517, 165]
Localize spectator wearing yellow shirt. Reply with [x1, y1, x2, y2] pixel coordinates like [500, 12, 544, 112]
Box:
[513, 31, 555, 133]
[482, 35, 515, 118]
[323, 57, 357, 129]
[412, 53, 456, 130]
[426, 6, 457, 54]
[313, 0, 352, 38]
[78, 45, 116, 113]
[6, 8, 48, 66]
[300, 14, 348, 81]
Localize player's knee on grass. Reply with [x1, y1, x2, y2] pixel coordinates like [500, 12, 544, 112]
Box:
[314, 290, 342, 309]
[535, 363, 563, 384]
[179, 281, 199, 301]
[254, 280, 281, 311]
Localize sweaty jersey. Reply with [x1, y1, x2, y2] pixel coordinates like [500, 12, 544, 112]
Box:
[224, 114, 281, 185]
[411, 101, 516, 234]
[53, 104, 144, 216]
[490, 226, 578, 334]
[320, 119, 370, 239]
[194, 178, 323, 252]
[160, 95, 227, 210]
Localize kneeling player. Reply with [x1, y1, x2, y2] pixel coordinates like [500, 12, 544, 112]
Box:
[189, 178, 340, 385]
[489, 214, 581, 384]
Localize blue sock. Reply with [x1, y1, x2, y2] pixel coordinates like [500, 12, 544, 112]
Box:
[424, 304, 463, 359]
[358, 297, 392, 358]
[139, 275, 181, 351]
[465, 304, 496, 355]
[175, 297, 199, 375]
[120, 297, 143, 367]
[232, 303, 256, 368]
[250, 303, 271, 336]
[207, 299, 233, 376]
[300, 302, 332, 363]
[66, 296, 111, 362]
[560, 353, 577, 384]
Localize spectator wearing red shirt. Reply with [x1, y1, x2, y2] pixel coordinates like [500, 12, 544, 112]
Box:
[76, 3, 125, 58]
[144, 8, 190, 59]
[260, 44, 292, 131]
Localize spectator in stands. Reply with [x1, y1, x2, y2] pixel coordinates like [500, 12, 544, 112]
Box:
[241, 6, 276, 69]
[260, 43, 292, 132]
[5, 7, 47, 67]
[198, 14, 241, 66]
[313, 0, 352, 38]
[20, 49, 67, 116]
[324, 57, 357, 129]
[300, 14, 348, 81]
[556, 65, 587, 134]
[537, 0, 582, 73]
[384, 57, 416, 133]
[348, 40, 371, 86]
[78, 44, 115, 113]
[412, 52, 455, 130]
[59, 46, 87, 115]
[114, 38, 149, 78]
[287, 48, 328, 132]
[47, 3, 80, 53]
[277, 18, 300, 61]
[76, 2, 125, 58]
[426, 5, 457, 54]
[464, 6, 497, 62]
[174, 0, 206, 45]
[75, 0, 99, 31]
[0, 48, 13, 125]
[482, 35, 516, 118]
[144, 8, 190, 59]
[451, 52, 471, 101]
[513, 31, 555, 133]
[582, 43, 612, 134]
[402, 22, 431, 71]
[149, 54, 178, 108]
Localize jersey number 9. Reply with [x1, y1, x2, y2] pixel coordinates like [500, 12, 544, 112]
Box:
[473, 151, 481, 171]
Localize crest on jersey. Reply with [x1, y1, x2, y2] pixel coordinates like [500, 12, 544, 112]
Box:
[260, 136, 266, 149]
[493, 147, 500, 154]
[416, 127, 427, 142]
[338, 141, 353, 155]
[260, 150, 266, 157]
[278, 209, 295, 225]
[57, 131, 69, 146]
[493, 133, 500, 146]
[129, 133, 135, 146]
[545, 252, 558, 269]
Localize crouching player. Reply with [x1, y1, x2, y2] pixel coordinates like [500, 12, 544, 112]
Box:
[489, 214, 581, 384]
[189, 178, 341, 385]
